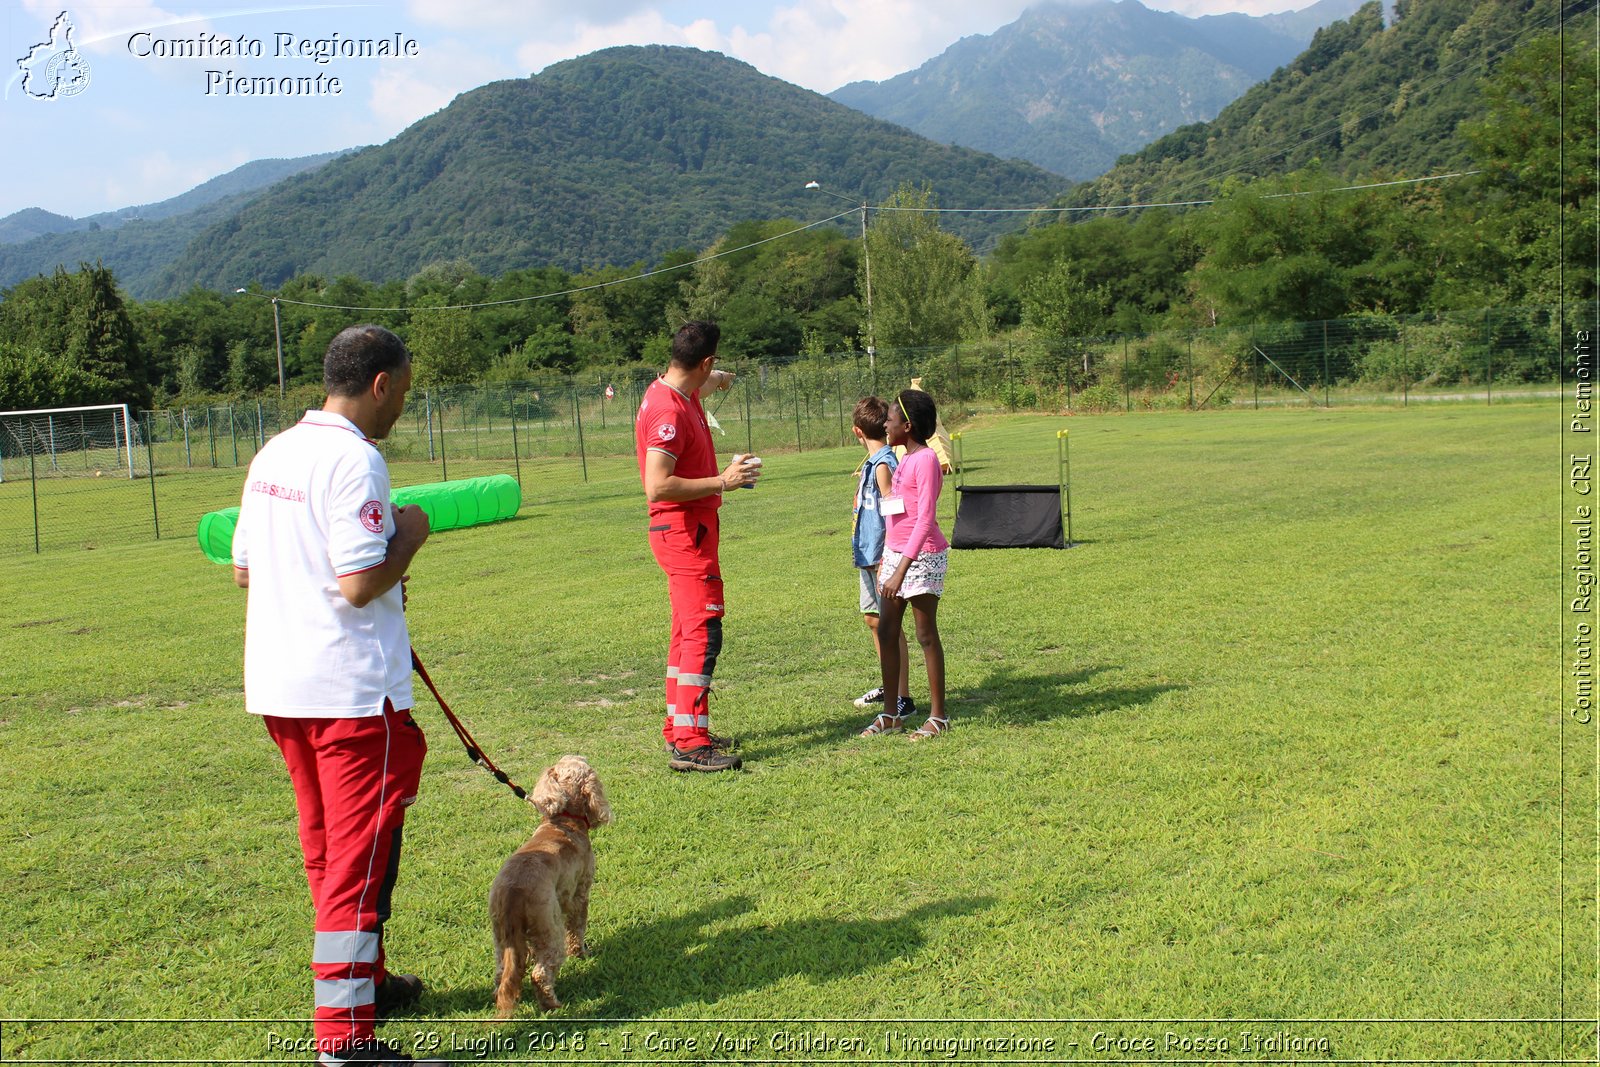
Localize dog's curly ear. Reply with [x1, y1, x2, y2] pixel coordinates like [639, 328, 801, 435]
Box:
[582, 768, 612, 827]
[529, 763, 567, 818]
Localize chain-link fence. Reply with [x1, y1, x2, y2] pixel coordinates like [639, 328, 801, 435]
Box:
[900, 305, 1575, 413]
[0, 305, 1580, 556]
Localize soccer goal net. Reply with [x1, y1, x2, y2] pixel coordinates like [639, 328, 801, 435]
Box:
[0, 404, 150, 481]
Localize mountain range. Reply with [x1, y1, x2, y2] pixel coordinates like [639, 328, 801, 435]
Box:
[1067, 0, 1570, 206]
[0, 153, 345, 299]
[153, 46, 1065, 296]
[0, 0, 1547, 301]
[0, 153, 346, 245]
[830, 0, 1365, 180]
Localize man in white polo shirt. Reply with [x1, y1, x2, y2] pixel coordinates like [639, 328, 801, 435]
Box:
[232, 325, 438, 1067]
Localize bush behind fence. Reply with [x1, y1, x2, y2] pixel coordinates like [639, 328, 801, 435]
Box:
[0, 305, 1583, 556]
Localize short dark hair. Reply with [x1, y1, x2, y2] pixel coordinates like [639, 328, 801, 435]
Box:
[896, 389, 937, 445]
[853, 396, 888, 439]
[669, 321, 720, 370]
[325, 325, 410, 398]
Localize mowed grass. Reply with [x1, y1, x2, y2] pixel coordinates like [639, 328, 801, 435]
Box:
[0, 402, 1583, 1062]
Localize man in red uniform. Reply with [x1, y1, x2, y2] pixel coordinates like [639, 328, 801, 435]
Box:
[232, 325, 441, 1066]
[636, 321, 759, 772]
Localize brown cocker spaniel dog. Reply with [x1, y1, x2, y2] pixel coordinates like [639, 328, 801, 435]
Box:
[489, 755, 611, 1015]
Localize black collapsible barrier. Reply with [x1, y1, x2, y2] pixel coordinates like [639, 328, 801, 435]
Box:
[951, 484, 1066, 549]
[948, 429, 1073, 550]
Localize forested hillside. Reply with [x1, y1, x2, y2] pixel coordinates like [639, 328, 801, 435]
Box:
[0, 153, 346, 298]
[0, 192, 284, 301]
[1, 1, 1589, 412]
[156, 46, 1066, 296]
[1066, 0, 1582, 206]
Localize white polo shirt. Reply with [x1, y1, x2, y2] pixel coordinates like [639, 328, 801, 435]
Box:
[232, 410, 413, 718]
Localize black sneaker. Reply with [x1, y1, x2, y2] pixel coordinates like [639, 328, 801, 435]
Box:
[895, 695, 917, 718]
[668, 744, 743, 772]
[320, 1038, 445, 1066]
[661, 732, 737, 754]
[853, 686, 885, 708]
[374, 973, 422, 1016]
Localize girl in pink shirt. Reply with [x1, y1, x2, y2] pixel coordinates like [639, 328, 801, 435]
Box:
[862, 389, 950, 740]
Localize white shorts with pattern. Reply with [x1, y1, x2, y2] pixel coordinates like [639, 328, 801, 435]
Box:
[878, 547, 948, 600]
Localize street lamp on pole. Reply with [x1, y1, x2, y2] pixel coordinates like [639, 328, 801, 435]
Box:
[235, 287, 286, 398]
[805, 181, 875, 379]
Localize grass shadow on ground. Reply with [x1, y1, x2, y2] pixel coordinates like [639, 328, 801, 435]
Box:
[742, 706, 891, 755]
[424, 893, 992, 1022]
[960, 664, 1182, 727]
[739, 665, 1155, 759]
[576, 893, 993, 1017]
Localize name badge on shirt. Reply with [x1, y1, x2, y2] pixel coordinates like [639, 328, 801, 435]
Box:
[879, 495, 906, 516]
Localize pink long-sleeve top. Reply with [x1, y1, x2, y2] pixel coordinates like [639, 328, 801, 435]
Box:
[885, 446, 949, 558]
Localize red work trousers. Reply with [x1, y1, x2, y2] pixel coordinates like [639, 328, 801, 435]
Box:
[648, 509, 725, 750]
[264, 702, 426, 1057]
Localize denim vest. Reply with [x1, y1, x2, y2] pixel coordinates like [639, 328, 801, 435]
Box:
[852, 445, 897, 568]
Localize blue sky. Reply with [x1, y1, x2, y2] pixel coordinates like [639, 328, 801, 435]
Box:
[2, 0, 1314, 219]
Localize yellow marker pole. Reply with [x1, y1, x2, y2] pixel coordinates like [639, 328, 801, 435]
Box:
[1057, 428, 1072, 547]
[950, 431, 964, 531]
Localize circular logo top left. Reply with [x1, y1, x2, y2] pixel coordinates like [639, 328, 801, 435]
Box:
[18, 12, 91, 101]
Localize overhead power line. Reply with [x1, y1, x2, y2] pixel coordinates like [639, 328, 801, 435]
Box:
[873, 170, 1479, 215]
[243, 170, 1474, 315]
[250, 207, 860, 313]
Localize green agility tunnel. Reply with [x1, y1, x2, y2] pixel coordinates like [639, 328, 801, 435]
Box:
[196, 474, 522, 564]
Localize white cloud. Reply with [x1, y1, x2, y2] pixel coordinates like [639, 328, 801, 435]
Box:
[407, 0, 656, 32]
[98, 146, 249, 209]
[21, 1, 218, 56]
[429, 0, 1324, 98]
[498, 0, 1040, 93]
[740, 0, 1040, 90]
[513, 11, 702, 75]
[367, 38, 518, 132]
[1148, 0, 1318, 13]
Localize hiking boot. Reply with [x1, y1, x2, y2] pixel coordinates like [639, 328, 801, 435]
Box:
[661, 732, 737, 754]
[320, 1038, 445, 1066]
[853, 686, 885, 708]
[374, 973, 422, 1016]
[668, 744, 743, 772]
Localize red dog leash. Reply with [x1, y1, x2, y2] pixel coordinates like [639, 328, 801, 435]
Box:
[411, 647, 534, 804]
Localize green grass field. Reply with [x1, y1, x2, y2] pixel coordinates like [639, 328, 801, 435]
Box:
[0, 402, 1589, 1063]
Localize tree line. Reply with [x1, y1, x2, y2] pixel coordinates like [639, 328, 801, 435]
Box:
[0, 23, 1590, 414]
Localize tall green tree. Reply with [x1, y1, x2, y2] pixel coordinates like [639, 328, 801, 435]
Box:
[1454, 21, 1598, 305]
[1021, 261, 1112, 377]
[130, 285, 237, 398]
[0, 343, 106, 411]
[989, 212, 1201, 333]
[570, 250, 693, 364]
[408, 302, 485, 388]
[0, 263, 148, 408]
[864, 183, 988, 351]
[224, 339, 271, 396]
[1188, 168, 1439, 324]
[668, 220, 859, 360]
[479, 267, 575, 366]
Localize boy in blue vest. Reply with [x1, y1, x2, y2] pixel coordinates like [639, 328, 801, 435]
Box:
[850, 397, 912, 720]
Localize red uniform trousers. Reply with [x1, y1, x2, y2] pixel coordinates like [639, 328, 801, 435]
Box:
[648, 508, 724, 750]
[264, 701, 426, 1057]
